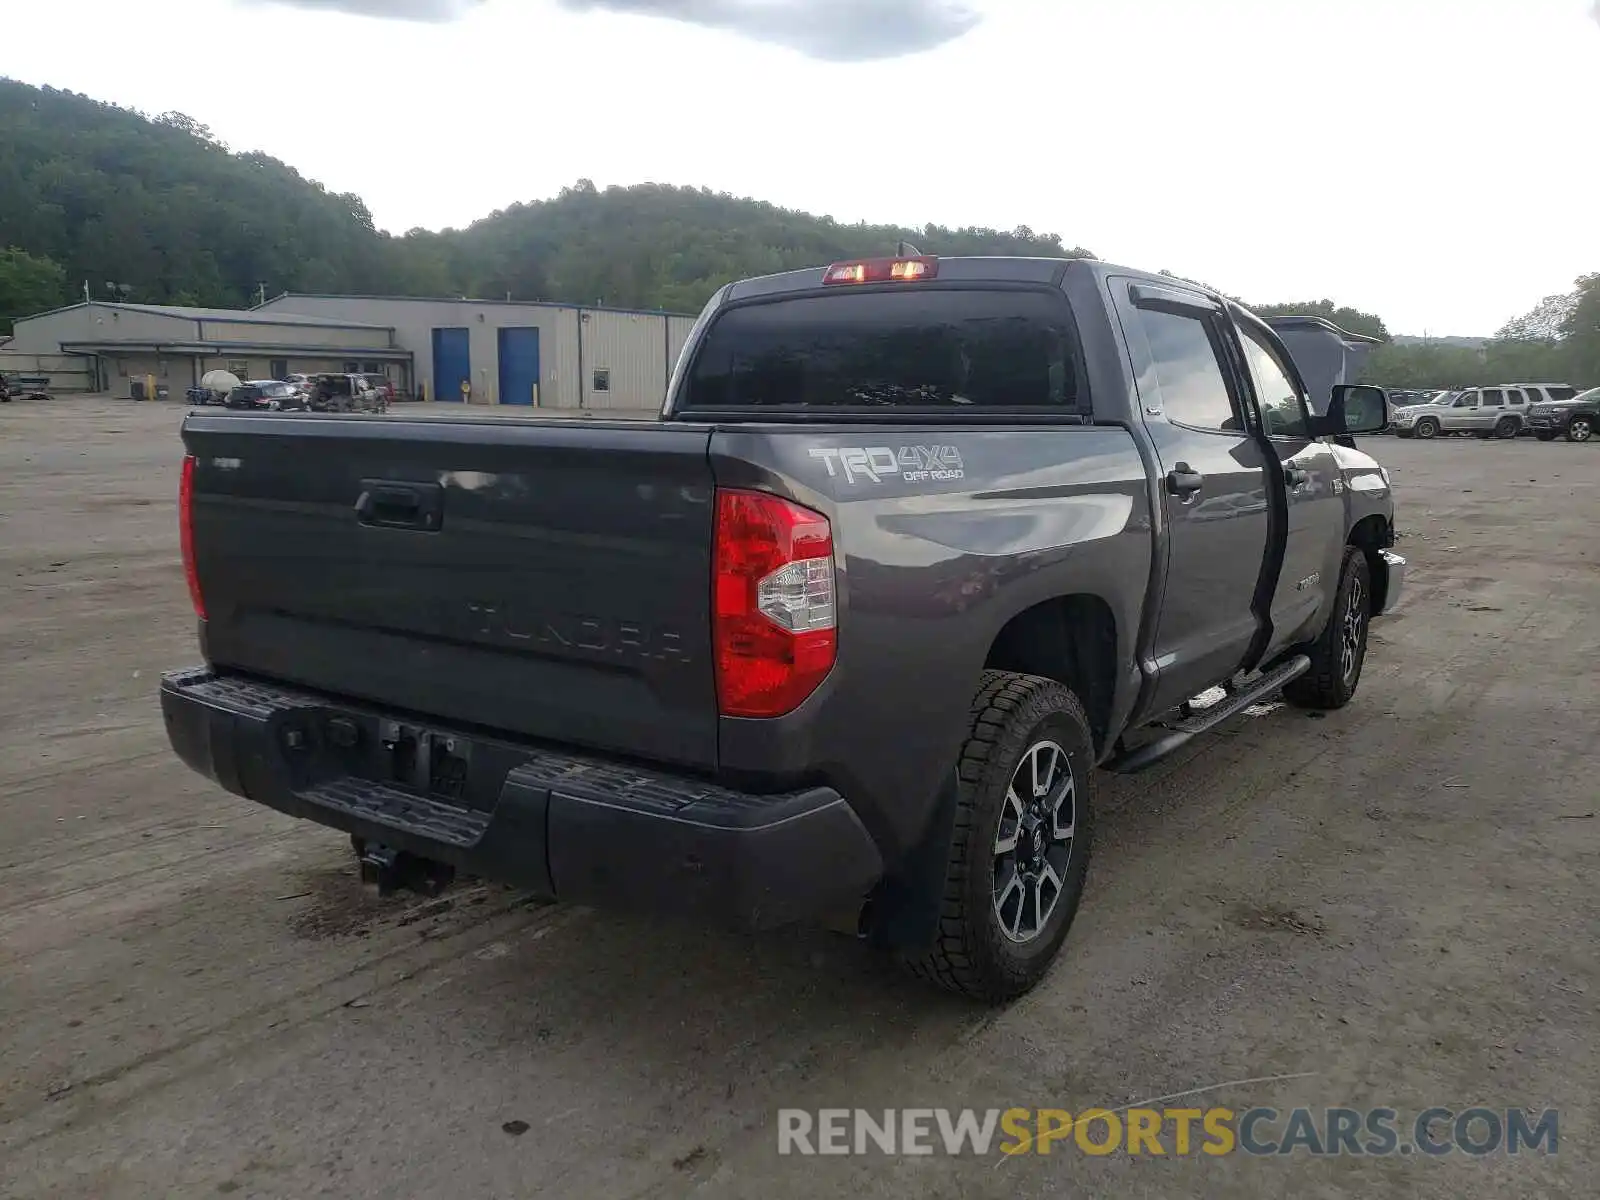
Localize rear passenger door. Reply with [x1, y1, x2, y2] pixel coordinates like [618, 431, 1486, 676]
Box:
[1113, 280, 1271, 715]
[1479, 387, 1508, 432]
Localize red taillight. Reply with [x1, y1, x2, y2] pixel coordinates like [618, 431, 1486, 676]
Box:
[713, 489, 837, 718]
[179, 453, 206, 619]
[822, 256, 938, 285]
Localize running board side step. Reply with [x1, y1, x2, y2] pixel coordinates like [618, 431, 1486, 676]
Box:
[1105, 655, 1311, 775]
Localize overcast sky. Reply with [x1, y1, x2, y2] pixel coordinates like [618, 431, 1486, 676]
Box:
[10, 0, 1599, 333]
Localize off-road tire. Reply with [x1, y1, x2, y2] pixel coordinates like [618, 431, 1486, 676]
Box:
[1284, 547, 1372, 711]
[1493, 418, 1519, 439]
[903, 671, 1095, 1003]
[1414, 418, 1440, 439]
[1567, 417, 1593, 443]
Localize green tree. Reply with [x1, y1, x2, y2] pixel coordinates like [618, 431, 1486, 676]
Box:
[1561, 274, 1600, 386]
[0, 246, 68, 331]
[1250, 299, 1389, 342]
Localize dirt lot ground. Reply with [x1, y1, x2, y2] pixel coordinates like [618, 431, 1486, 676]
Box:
[2, 397, 1595, 1199]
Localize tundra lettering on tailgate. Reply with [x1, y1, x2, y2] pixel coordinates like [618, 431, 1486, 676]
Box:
[462, 602, 692, 663]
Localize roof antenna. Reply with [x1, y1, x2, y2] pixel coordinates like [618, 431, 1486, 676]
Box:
[897, 240, 922, 257]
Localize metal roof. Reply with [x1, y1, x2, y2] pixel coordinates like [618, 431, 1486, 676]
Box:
[19, 301, 393, 331]
[60, 338, 412, 358]
[255, 292, 699, 320]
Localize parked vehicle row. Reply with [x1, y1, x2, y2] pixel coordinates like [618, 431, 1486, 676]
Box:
[1390, 383, 1585, 440]
[191, 373, 395, 414]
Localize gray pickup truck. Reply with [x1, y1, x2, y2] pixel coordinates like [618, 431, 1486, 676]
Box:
[161, 255, 1403, 1001]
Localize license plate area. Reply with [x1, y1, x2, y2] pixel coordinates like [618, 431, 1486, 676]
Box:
[378, 719, 472, 802]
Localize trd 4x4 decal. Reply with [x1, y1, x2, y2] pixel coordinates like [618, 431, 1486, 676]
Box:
[808, 445, 965, 485]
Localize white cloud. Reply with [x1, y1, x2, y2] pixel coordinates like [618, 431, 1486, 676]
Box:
[249, 0, 982, 57]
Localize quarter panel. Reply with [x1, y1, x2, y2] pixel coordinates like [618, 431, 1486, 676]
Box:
[710, 424, 1151, 860]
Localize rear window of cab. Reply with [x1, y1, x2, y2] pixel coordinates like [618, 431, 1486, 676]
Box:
[683, 288, 1088, 415]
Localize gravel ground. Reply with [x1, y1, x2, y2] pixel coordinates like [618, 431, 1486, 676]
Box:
[1, 398, 1594, 1199]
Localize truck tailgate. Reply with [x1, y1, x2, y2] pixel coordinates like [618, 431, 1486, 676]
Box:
[182, 414, 719, 770]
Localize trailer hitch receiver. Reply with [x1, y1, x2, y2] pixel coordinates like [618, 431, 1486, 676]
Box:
[357, 840, 456, 897]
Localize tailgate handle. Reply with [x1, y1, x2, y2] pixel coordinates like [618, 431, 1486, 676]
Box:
[356, 480, 443, 531]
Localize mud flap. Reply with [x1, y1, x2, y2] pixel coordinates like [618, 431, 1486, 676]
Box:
[866, 763, 964, 951]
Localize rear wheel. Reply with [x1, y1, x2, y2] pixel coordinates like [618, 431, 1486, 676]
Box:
[1414, 418, 1440, 439]
[904, 671, 1094, 1003]
[1536, 431, 1558, 442]
[1285, 548, 1371, 711]
[1493, 418, 1519, 439]
[1568, 417, 1593, 443]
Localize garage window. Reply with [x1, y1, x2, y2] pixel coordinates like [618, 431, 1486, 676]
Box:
[592, 369, 611, 393]
[227, 360, 249, 377]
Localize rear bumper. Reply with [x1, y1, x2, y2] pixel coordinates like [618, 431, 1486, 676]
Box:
[160, 668, 883, 928]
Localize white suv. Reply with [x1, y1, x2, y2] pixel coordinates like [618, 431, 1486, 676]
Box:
[1392, 384, 1573, 440]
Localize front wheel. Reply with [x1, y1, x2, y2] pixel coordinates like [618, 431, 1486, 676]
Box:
[903, 672, 1094, 1002]
[1414, 418, 1440, 439]
[1568, 417, 1593, 443]
[1285, 547, 1372, 711]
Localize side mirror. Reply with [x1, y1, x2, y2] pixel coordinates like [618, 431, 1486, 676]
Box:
[1322, 384, 1389, 436]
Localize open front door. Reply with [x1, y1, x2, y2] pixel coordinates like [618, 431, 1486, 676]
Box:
[1231, 313, 1346, 658]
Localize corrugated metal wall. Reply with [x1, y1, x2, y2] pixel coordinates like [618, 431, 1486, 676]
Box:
[194, 320, 380, 350]
[0, 350, 97, 392]
[577, 309, 668, 410]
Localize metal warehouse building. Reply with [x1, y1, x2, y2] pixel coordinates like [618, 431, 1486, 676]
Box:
[1, 302, 407, 396]
[255, 295, 698, 409]
[3, 295, 698, 410]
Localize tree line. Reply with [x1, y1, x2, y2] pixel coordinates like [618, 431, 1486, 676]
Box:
[2, 78, 1595, 389]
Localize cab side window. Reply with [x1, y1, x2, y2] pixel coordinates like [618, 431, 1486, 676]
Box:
[1238, 326, 1311, 438]
[1481, 389, 1505, 407]
[1455, 392, 1479, 408]
[1133, 307, 1241, 432]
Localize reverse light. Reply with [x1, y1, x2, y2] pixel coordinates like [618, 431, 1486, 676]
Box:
[822, 256, 939, 285]
[713, 489, 837, 718]
[179, 453, 206, 619]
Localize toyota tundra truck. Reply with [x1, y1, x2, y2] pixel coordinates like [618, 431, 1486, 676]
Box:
[160, 255, 1403, 1001]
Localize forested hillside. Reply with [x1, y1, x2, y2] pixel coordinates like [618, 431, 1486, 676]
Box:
[2, 77, 1595, 385]
[0, 78, 1081, 327]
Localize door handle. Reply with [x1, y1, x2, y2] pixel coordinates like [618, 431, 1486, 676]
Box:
[1285, 466, 1310, 488]
[1166, 463, 1204, 498]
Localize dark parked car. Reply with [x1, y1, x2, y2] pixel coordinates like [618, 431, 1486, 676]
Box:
[160, 255, 1402, 1001]
[1527, 386, 1597, 442]
[307, 373, 386, 414]
[225, 380, 306, 412]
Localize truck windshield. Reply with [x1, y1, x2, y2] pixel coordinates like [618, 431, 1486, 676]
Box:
[684, 288, 1086, 413]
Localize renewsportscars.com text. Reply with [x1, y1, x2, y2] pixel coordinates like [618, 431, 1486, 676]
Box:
[777, 1106, 1559, 1158]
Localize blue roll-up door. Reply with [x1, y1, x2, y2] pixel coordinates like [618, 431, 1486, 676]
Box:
[497, 327, 540, 406]
[432, 327, 471, 402]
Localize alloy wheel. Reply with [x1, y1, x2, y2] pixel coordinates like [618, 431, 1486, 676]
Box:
[1341, 576, 1367, 684]
[992, 740, 1076, 943]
